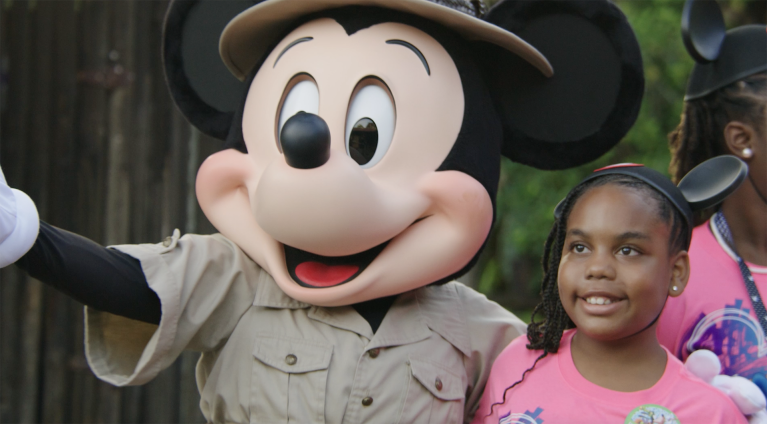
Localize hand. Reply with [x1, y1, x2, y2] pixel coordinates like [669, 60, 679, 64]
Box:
[0, 165, 39, 268]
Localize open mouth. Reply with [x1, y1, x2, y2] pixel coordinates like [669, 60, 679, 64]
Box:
[284, 240, 390, 288]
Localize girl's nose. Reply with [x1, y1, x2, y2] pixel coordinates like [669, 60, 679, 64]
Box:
[280, 112, 331, 169]
[585, 251, 616, 280]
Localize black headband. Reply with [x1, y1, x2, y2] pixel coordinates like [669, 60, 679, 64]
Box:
[554, 155, 747, 248]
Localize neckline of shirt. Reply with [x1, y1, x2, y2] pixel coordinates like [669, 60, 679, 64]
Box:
[556, 329, 678, 405]
[708, 219, 767, 274]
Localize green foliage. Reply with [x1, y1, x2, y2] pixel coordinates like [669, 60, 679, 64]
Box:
[480, 0, 698, 306]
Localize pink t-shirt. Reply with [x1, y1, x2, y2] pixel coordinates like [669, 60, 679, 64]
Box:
[658, 221, 767, 378]
[473, 330, 745, 424]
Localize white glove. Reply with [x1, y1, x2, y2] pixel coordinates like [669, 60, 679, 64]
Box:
[0, 165, 39, 268]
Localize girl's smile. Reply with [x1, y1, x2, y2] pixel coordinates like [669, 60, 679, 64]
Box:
[558, 184, 689, 342]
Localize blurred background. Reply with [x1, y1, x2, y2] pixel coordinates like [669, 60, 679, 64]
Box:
[0, 0, 764, 422]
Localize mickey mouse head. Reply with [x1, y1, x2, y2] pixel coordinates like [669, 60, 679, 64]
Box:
[162, 0, 644, 306]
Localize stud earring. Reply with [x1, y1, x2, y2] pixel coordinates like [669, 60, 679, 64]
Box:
[671, 285, 679, 292]
[742, 148, 754, 158]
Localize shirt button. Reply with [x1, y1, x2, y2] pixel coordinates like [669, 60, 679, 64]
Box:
[361, 396, 373, 406]
[435, 378, 443, 391]
[162, 236, 172, 247]
[368, 348, 380, 358]
[285, 354, 297, 366]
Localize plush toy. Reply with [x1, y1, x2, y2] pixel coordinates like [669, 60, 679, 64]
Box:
[1, 0, 645, 422]
[685, 349, 767, 423]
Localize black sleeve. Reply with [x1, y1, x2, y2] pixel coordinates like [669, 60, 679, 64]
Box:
[14, 221, 161, 325]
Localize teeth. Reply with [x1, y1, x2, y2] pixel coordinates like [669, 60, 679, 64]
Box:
[585, 296, 613, 305]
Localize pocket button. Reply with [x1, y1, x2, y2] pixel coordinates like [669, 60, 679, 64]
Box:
[285, 354, 297, 366]
[435, 378, 443, 391]
[368, 348, 380, 358]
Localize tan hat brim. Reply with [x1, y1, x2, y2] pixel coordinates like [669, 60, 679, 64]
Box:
[219, 0, 553, 81]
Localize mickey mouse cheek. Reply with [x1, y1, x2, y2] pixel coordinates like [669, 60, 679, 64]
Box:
[254, 151, 430, 257]
[347, 170, 494, 298]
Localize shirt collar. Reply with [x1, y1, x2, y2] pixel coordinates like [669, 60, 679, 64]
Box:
[252, 271, 312, 309]
[416, 282, 472, 356]
[364, 283, 472, 356]
[253, 275, 471, 355]
[709, 219, 767, 274]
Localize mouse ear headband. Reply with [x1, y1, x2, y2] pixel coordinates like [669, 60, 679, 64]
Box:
[553, 155, 748, 247]
[682, 0, 767, 100]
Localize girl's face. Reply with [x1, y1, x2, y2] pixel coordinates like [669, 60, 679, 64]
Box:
[557, 184, 689, 341]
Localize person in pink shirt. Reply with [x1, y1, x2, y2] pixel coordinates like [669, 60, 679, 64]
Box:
[474, 161, 748, 424]
[657, 224, 767, 379]
[657, 0, 767, 394]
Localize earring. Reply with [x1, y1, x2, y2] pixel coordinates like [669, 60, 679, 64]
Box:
[742, 148, 754, 158]
[671, 285, 679, 292]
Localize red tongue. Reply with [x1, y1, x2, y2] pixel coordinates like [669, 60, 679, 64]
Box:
[295, 262, 359, 287]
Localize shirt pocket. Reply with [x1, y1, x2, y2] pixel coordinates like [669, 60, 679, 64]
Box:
[398, 357, 465, 424]
[250, 335, 333, 424]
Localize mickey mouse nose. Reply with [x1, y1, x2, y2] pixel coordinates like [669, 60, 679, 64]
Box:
[280, 112, 331, 169]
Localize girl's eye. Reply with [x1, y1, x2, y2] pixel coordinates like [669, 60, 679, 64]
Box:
[573, 244, 587, 253]
[345, 81, 395, 168]
[618, 246, 637, 256]
[277, 78, 319, 144]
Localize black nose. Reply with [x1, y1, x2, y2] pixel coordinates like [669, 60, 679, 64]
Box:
[280, 112, 331, 169]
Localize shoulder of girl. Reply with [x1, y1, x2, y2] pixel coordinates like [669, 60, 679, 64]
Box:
[496, 334, 546, 364]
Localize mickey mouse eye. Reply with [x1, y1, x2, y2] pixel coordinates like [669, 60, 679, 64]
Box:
[277, 76, 319, 145]
[345, 79, 395, 168]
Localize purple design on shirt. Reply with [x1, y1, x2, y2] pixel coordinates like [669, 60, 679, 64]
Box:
[681, 299, 767, 379]
[499, 407, 543, 424]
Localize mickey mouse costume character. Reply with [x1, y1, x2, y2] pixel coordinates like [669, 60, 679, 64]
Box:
[656, 0, 767, 410]
[0, 0, 644, 422]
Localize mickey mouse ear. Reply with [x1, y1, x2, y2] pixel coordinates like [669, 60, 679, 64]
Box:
[479, 0, 644, 170]
[682, 0, 727, 64]
[163, 0, 257, 140]
[678, 155, 747, 211]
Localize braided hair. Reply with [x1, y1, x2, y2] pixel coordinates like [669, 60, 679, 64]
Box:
[668, 72, 766, 224]
[487, 174, 688, 416]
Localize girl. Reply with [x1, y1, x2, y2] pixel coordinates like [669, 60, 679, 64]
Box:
[657, 0, 767, 390]
[473, 162, 747, 424]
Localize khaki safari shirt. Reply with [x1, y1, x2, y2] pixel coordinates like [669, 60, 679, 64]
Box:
[84, 231, 525, 424]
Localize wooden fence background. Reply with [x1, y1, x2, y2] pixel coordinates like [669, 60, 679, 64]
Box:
[0, 1, 221, 422]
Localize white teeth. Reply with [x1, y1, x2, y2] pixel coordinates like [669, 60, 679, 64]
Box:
[585, 296, 613, 305]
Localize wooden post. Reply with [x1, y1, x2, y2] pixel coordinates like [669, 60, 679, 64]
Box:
[0, 1, 207, 422]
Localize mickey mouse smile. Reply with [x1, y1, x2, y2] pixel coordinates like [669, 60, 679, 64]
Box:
[284, 240, 390, 288]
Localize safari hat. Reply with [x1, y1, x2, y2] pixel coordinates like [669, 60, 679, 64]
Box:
[219, 0, 552, 81]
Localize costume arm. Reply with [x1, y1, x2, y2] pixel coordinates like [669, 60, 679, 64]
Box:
[85, 232, 262, 386]
[457, 284, 526, 424]
[14, 221, 161, 325]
